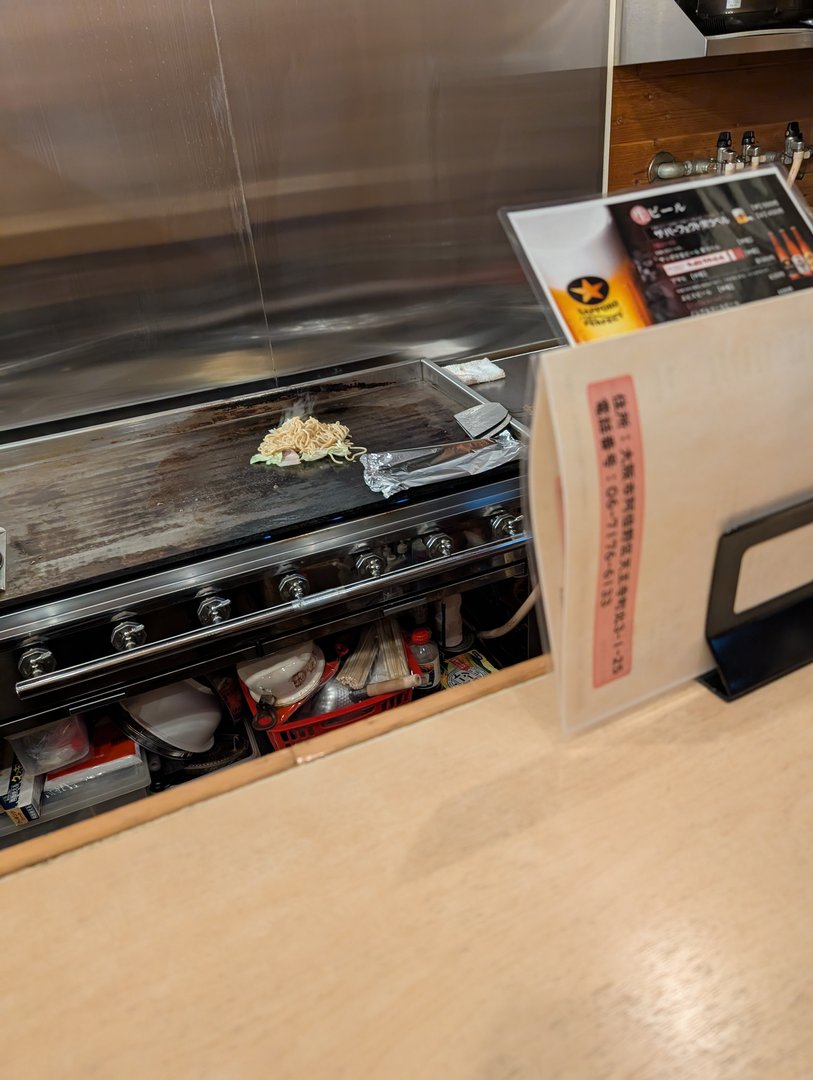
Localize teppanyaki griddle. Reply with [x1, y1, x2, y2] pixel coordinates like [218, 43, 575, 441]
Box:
[0, 360, 507, 610]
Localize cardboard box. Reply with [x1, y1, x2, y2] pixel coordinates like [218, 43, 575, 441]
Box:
[0, 744, 14, 802]
[1, 753, 44, 825]
[440, 650, 497, 690]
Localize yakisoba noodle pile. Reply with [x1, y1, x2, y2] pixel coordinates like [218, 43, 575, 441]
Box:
[250, 415, 367, 467]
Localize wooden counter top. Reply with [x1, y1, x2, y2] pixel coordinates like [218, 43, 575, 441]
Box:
[2, 663, 813, 1077]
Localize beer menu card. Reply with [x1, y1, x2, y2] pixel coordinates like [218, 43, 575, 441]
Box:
[528, 288, 813, 732]
[503, 168, 813, 345]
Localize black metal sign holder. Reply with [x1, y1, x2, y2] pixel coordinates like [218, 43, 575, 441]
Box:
[701, 495, 813, 701]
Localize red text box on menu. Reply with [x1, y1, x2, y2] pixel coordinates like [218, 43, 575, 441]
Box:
[587, 376, 645, 688]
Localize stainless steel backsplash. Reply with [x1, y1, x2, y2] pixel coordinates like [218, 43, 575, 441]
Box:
[0, 0, 609, 429]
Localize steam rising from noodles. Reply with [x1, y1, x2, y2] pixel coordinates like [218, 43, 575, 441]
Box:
[250, 415, 366, 467]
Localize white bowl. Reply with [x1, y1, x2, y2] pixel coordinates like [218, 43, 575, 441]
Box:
[123, 681, 222, 754]
[238, 642, 325, 706]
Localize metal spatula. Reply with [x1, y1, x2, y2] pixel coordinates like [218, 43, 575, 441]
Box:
[454, 401, 510, 440]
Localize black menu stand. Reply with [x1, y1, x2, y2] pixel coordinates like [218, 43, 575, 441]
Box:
[701, 495, 813, 701]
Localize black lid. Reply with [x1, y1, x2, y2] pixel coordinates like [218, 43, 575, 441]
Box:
[717, 131, 732, 148]
[742, 130, 756, 145]
[787, 121, 802, 137]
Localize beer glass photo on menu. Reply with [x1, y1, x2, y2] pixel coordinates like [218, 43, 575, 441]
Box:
[511, 203, 652, 344]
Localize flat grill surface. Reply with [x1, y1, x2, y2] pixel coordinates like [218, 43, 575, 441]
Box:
[1, 371, 478, 609]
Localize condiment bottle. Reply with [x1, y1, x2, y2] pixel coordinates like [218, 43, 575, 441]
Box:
[409, 628, 441, 690]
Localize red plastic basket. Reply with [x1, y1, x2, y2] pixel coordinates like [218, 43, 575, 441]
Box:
[263, 688, 413, 750]
[241, 638, 421, 751]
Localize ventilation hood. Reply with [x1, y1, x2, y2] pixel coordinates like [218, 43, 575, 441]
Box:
[617, 0, 813, 64]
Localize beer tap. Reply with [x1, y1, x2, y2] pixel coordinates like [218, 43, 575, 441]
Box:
[784, 121, 808, 186]
[741, 130, 759, 168]
[716, 130, 733, 170]
[648, 123, 811, 187]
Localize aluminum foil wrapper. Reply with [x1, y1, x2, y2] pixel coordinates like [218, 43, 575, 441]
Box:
[361, 431, 522, 498]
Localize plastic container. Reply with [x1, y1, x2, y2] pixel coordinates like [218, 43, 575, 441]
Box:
[0, 746, 149, 842]
[409, 628, 441, 690]
[6, 716, 89, 776]
[0, 788, 148, 848]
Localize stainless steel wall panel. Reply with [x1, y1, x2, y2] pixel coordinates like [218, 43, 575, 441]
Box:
[0, 0, 272, 430]
[0, 0, 608, 428]
[211, 0, 610, 374]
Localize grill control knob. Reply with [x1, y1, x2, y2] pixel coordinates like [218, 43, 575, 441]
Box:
[425, 532, 454, 558]
[197, 595, 232, 626]
[111, 620, 147, 652]
[490, 511, 523, 539]
[18, 645, 56, 679]
[355, 551, 385, 579]
[279, 573, 310, 602]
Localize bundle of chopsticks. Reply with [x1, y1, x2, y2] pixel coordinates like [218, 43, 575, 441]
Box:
[337, 618, 416, 693]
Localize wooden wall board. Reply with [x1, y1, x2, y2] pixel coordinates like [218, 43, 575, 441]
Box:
[609, 52, 813, 201]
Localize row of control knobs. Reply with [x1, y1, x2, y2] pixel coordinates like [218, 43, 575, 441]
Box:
[354, 531, 453, 580]
[16, 511, 522, 677]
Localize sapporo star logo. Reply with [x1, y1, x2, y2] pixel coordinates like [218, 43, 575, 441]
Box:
[566, 276, 610, 305]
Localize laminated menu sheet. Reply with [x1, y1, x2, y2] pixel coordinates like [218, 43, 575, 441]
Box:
[529, 288, 813, 732]
[503, 167, 813, 346]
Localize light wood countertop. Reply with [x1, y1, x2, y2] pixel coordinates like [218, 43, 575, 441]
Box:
[2, 663, 812, 1078]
